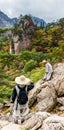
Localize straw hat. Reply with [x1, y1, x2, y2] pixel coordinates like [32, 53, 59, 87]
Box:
[15, 75, 30, 85]
[42, 60, 47, 64]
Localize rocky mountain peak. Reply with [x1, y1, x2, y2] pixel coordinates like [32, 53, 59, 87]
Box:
[0, 11, 18, 28]
[0, 11, 46, 28]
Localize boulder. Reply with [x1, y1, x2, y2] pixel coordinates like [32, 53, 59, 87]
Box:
[1, 113, 64, 130]
[28, 63, 64, 112]
[1, 122, 21, 130]
[0, 120, 9, 130]
[42, 115, 64, 130]
[35, 82, 57, 111]
[28, 80, 57, 112]
[51, 63, 64, 96]
[21, 112, 51, 130]
[28, 80, 43, 107]
[57, 97, 64, 106]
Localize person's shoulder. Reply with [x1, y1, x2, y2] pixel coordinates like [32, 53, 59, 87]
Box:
[47, 62, 52, 65]
[46, 62, 49, 65]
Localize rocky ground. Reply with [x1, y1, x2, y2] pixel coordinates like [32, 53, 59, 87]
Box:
[1, 62, 64, 130]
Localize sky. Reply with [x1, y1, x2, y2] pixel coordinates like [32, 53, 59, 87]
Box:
[0, 0, 64, 23]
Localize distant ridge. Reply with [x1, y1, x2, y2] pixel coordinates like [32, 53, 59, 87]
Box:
[0, 11, 18, 28]
[30, 15, 46, 27]
[0, 11, 46, 28]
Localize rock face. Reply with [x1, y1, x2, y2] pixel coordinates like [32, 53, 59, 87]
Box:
[21, 112, 51, 130]
[36, 82, 57, 111]
[0, 121, 21, 130]
[51, 63, 64, 96]
[42, 115, 64, 130]
[12, 16, 36, 54]
[29, 81, 57, 112]
[0, 120, 9, 130]
[29, 63, 64, 111]
[57, 97, 64, 106]
[1, 113, 64, 130]
[14, 36, 30, 54]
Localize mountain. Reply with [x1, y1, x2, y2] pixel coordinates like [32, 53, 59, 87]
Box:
[30, 15, 46, 27]
[0, 11, 18, 28]
[0, 11, 46, 28]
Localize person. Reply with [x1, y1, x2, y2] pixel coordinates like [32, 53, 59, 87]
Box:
[11, 75, 34, 124]
[42, 60, 53, 81]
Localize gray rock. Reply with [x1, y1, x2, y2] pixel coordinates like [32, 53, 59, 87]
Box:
[21, 112, 51, 130]
[29, 81, 57, 112]
[57, 97, 64, 106]
[51, 63, 64, 96]
[42, 115, 64, 130]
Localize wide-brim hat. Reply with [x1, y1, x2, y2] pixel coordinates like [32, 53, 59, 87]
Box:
[15, 75, 30, 85]
[42, 60, 47, 64]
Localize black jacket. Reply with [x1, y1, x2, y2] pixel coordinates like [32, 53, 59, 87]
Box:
[11, 82, 34, 103]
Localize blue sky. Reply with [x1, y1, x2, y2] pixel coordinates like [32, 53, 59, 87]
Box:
[0, 0, 64, 22]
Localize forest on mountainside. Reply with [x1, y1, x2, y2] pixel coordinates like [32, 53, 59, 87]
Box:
[0, 16, 64, 102]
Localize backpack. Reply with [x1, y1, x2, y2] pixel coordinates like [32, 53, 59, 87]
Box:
[17, 86, 28, 105]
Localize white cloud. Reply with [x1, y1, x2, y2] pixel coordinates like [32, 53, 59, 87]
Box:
[0, 0, 64, 22]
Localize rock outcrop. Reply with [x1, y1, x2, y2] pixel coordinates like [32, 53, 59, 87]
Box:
[51, 63, 64, 96]
[21, 112, 51, 130]
[13, 36, 31, 54]
[29, 63, 64, 112]
[0, 120, 21, 130]
[28, 81, 57, 112]
[1, 112, 64, 130]
[41, 115, 64, 130]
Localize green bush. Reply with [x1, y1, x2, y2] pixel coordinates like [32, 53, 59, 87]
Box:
[31, 52, 47, 62]
[18, 50, 31, 61]
[18, 50, 47, 64]
[23, 59, 37, 73]
[24, 66, 45, 83]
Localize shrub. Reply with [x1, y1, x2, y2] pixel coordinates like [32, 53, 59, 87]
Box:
[24, 66, 45, 83]
[18, 50, 31, 61]
[31, 52, 47, 63]
[23, 59, 37, 73]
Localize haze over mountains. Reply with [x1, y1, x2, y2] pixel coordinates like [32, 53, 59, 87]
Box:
[0, 11, 46, 28]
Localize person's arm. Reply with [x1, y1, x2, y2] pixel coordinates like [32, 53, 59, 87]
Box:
[46, 63, 49, 73]
[10, 87, 17, 103]
[27, 82, 34, 91]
